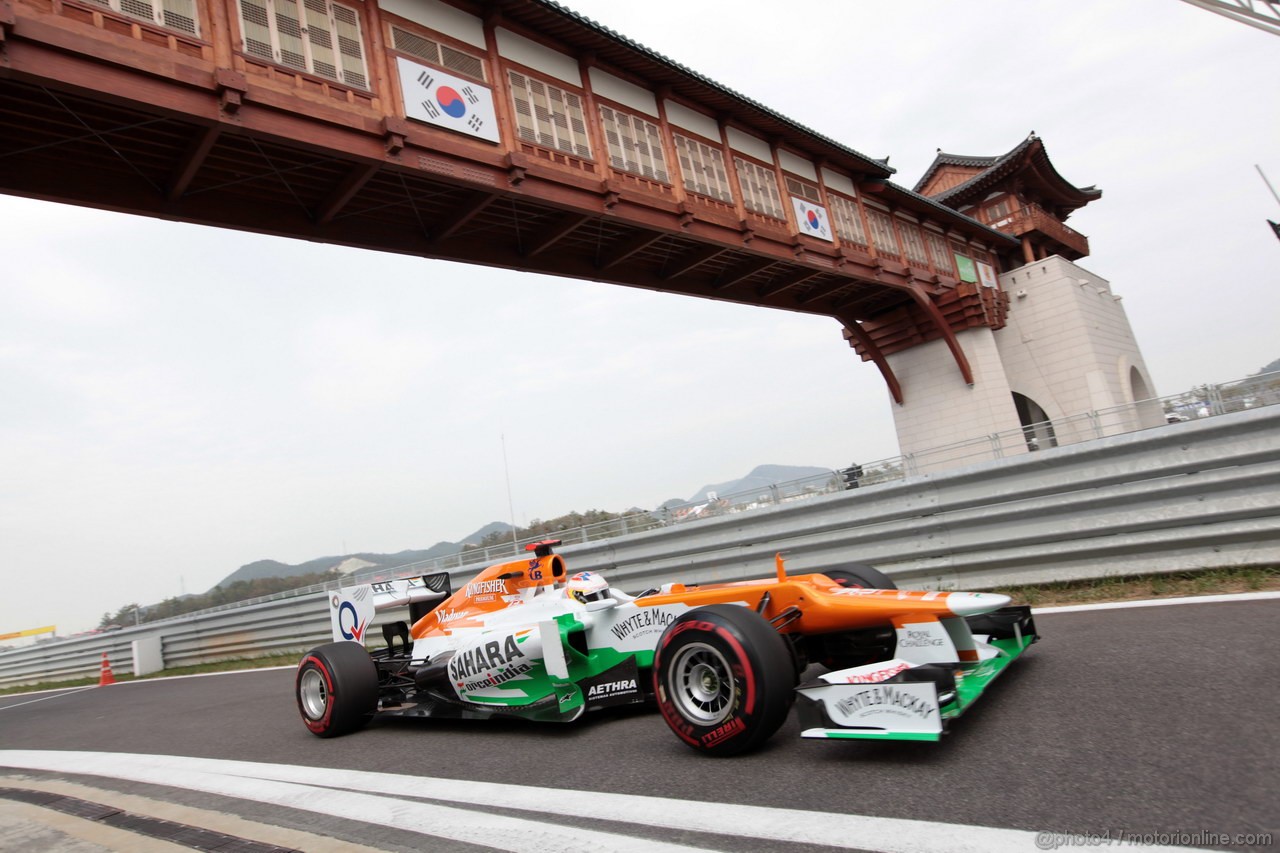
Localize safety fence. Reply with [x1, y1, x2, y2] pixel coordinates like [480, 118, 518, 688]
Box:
[145, 369, 1280, 610]
[2, 402, 1276, 689]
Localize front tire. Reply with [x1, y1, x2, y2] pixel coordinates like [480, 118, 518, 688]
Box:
[654, 605, 796, 756]
[296, 641, 379, 738]
[823, 562, 897, 590]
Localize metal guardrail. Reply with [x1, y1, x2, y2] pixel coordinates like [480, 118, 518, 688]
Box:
[115, 370, 1280, 627]
[3, 402, 1277, 689]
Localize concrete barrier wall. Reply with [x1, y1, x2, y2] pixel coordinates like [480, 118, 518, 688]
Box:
[3, 406, 1276, 689]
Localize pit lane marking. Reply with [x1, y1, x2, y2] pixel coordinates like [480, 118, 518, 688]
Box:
[0, 751, 1209, 853]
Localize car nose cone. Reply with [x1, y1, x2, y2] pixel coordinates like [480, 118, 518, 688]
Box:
[945, 591, 1012, 616]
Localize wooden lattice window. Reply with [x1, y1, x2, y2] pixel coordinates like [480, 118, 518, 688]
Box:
[925, 230, 953, 276]
[238, 0, 368, 88]
[81, 0, 199, 34]
[507, 71, 592, 159]
[785, 176, 821, 204]
[984, 197, 1013, 223]
[599, 105, 668, 182]
[734, 157, 784, 220]
[896, 217, 930, 267]
[827, 192, 867, 247]
[673, 133, 733, 203]
[391, 26, 486, 81]
[865, 207, 901, 259]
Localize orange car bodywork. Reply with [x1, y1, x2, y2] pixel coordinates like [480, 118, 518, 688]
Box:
[411, 551, 999, 657]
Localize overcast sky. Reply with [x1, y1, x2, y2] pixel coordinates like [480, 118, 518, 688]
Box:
[2, 0, 1276, 635]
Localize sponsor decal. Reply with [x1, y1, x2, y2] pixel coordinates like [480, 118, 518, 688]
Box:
[843, 661, 912, 684]
[337, 601, 367, 642]
[899, 629, 945, 648]
[834, 684, 937, 720]
[581, 658, 643, 708]
[830, 587, 881, 596]
[448, 634, 526, 682]
[460, 661, 532, 693]
[610, 608, 675, 641]
[587, 679, 637, 699]
[466, 580, 508, 597]
[434, 609, 468, 625]
[701, 717, 746, 747]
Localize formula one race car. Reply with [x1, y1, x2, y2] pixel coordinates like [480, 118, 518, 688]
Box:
[296, 541, 1037, 755]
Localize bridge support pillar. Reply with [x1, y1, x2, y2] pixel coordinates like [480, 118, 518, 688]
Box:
[881, 256, 1161, 475]
[886, 328, 1025, 474]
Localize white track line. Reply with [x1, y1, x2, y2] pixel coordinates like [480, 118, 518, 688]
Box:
[1033, 590, 1280, 614]
[0, 750, 1210, 853]
[0, 686, 97, 711]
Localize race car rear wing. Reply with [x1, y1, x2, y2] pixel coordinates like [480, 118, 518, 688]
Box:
[329, 572, 451, 645]
[369, 573, 451, 614]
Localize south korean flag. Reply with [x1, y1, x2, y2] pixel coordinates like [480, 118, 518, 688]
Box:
[792, 197, 833, 242]
[396, 56, 501, 144]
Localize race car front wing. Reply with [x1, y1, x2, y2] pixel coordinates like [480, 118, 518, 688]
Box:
[796, 605, 1038, 742]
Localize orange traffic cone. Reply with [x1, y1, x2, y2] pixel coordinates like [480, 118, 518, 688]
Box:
[98, 652, 115, 686]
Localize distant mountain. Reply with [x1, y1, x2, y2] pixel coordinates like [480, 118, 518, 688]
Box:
[1257, 357, 1280, 376]
[211, 466, 836, 590]
[210, 521, 513, 590]
[673, 464, 833, 507]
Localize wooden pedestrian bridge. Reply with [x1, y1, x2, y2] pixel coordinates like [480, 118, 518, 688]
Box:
[0, 0, 1021, 401]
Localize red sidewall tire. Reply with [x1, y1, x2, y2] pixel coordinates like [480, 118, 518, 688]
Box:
[295, 641, 379, 738]
[653, 605, 795, 756]
[298, 655, 337, 735]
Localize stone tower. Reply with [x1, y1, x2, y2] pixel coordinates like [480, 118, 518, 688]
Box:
[887, 134, 1162, 472]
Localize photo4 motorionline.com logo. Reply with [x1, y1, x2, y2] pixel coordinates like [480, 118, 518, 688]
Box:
[1034, 829, 1273, 850]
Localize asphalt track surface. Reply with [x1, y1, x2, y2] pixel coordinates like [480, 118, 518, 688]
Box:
[1, 598, 1276, 852]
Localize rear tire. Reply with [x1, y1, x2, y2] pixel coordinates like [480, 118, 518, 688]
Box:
[823, 563, 897, 590]
[654, 605, 796, 756]
[296, 641, 379, 738]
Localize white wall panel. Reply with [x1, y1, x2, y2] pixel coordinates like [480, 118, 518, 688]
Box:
[379, 0, 485, 48]
[496, 27, 581, 86]
[821, 168, 856, 196]
[588, 68, 657, 116]
[778, 150, 816, 180]
[726, 127, 771, 162]
[663, 100, 719, 140]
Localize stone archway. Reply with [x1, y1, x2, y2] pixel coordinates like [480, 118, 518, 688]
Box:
[1012, 392, 1058, 452]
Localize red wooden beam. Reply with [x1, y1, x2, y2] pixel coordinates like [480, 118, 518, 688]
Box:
[523, 212, 591, 258]
[662, 244, 726, 280]
[166, 124, 220, 202]
[908, 283, 974, 386]
[596, 230, 666, 270]
[840, 318, 904, 405]
[714, 256, 775, 290]
[316, 161, 381, 225]
[428, 191, 498, 244]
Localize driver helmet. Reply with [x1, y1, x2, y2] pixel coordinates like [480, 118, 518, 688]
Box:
[566, 571, 609, 604]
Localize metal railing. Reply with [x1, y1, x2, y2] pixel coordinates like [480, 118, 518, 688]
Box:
[3, 402, 1277, 687]
[17, 370, 1280, 649]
